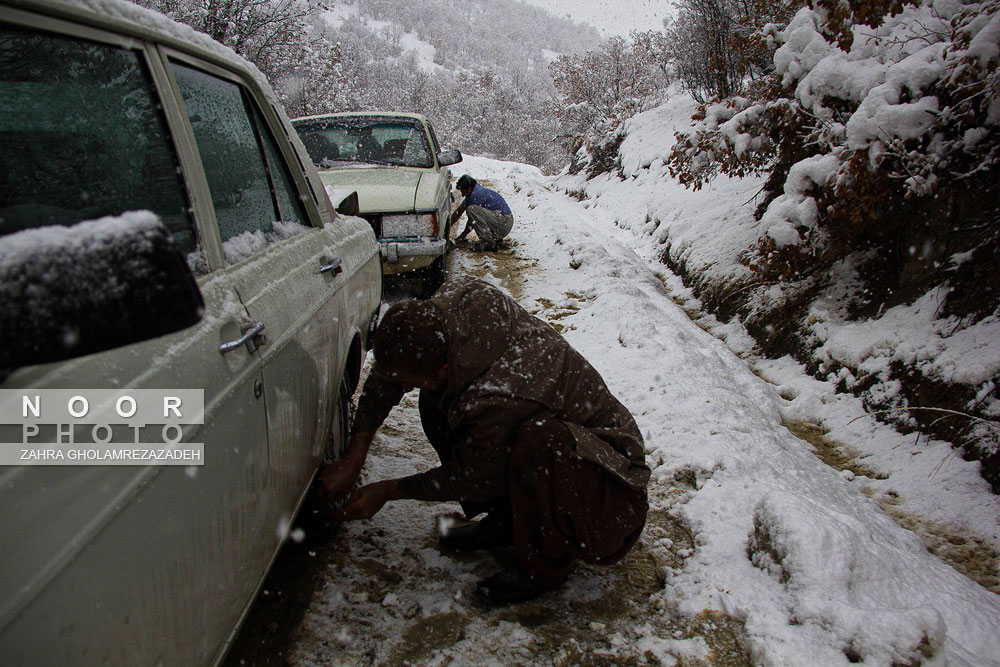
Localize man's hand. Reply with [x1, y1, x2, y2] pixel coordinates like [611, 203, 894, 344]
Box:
[320, 431, 375, 503]
[332, 479, 400, 521]
[450, 203, 467, 230]
[319, 457, 363, 503]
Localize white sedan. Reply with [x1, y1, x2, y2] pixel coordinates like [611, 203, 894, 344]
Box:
[293, 112, 462, 297]
[0, 1, 381, 664]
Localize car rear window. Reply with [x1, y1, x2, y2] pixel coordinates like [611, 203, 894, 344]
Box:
[172, 62, 309, 264]
[0, 24, 196, 253]
[294, 117, 434, 169]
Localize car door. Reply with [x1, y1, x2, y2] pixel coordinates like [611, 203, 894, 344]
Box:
[162, 53, 366, 531]
[0, 15, 271, 665]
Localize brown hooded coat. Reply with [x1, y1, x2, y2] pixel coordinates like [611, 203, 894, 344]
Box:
[353, 277, 650, 507]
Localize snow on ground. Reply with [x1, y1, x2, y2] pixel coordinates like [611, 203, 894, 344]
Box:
[280, 153, 1000, 665]
[395, 30, 442, 73]
[320, 2, 358, 29]
[363, 18, 444, 74]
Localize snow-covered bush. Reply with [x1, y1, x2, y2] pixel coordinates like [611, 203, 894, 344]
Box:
[668, 0, 1000, 319]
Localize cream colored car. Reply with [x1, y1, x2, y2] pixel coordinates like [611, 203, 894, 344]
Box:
[292, 112, 462, 297]
[0, 1, 380, 664]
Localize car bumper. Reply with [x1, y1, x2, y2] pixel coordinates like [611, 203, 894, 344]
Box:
[380, 238, 447, 264]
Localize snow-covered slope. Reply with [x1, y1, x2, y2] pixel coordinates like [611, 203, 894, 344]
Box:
[557, 94, 764, 288]
[471, 154, 1000, 665]
[555, 85, 1000, 480]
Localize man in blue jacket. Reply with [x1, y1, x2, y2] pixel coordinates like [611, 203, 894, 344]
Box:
[451, 174, 514, 251]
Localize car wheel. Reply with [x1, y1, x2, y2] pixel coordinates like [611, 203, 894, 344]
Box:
[418, 255, 446, 299]
[324, 373, 353, 464]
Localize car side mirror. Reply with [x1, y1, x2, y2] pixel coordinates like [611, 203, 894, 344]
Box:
[437, 149, 462, 166]
[0, 213, 205, 370]
[326, 187, 360, 217]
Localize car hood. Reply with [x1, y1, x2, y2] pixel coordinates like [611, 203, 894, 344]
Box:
[318, 167, 439, 213]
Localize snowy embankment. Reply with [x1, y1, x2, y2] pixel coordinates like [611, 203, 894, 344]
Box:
[553, 1, 1000, 492]
[558, 93, 1000, 419]
[554, 96, 1000, 537]
[459, 154, 1000, 664]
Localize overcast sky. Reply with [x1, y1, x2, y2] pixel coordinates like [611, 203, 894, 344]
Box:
[521, 0, 671, 37]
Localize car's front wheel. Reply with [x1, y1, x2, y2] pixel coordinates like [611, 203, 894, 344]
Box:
[418, 255, 447, 299]
[324, 373, 353, 464]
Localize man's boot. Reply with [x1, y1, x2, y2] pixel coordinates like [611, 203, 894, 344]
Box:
[439, 510, 513, 551]
[474, 568, 544, 604]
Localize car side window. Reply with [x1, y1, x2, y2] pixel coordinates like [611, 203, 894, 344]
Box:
[400, 127, 432, 167]
[252, 104, 308, 227]
[0, 25, 196, 254]
[171, 62, 307, 264]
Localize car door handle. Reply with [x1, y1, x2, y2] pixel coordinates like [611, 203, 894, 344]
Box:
[219, 321, 267, 355]
[318, 257, 343, 275]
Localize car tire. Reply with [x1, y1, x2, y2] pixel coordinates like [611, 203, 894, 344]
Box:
[418, 255, 447, 299]
[324, 373, 353, 464]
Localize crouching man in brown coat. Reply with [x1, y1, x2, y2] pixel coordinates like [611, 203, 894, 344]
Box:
[323, 277, 649, 604]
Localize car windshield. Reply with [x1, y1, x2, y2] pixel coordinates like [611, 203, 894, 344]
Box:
[294, 117, 434, 169]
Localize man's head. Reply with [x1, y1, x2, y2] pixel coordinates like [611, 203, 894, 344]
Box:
[372, 299, 448, 391]
[456, 174, 476, 198]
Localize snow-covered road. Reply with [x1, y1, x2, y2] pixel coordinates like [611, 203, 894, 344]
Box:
[278, 156, 1000, 666]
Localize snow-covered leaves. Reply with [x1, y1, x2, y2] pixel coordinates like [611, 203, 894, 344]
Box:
[668, 0, 1000, 318]
[667, 95, 789, 189]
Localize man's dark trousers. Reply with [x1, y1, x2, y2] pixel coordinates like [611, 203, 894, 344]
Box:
[418, 391, 647, 588]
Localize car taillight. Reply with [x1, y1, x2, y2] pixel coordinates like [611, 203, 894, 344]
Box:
[382, 213, 437, 238]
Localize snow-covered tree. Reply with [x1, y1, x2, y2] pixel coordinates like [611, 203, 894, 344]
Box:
[279, 39, 349, 118]
[137, 0, 326, 81]
[664, 0, 792, 103]
[550, 34, 671, 169]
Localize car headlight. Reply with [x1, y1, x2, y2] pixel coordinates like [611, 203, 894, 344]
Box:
[382, 213, 437, 238]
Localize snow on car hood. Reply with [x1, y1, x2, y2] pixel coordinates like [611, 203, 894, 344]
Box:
[318, 167, 439, 213]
